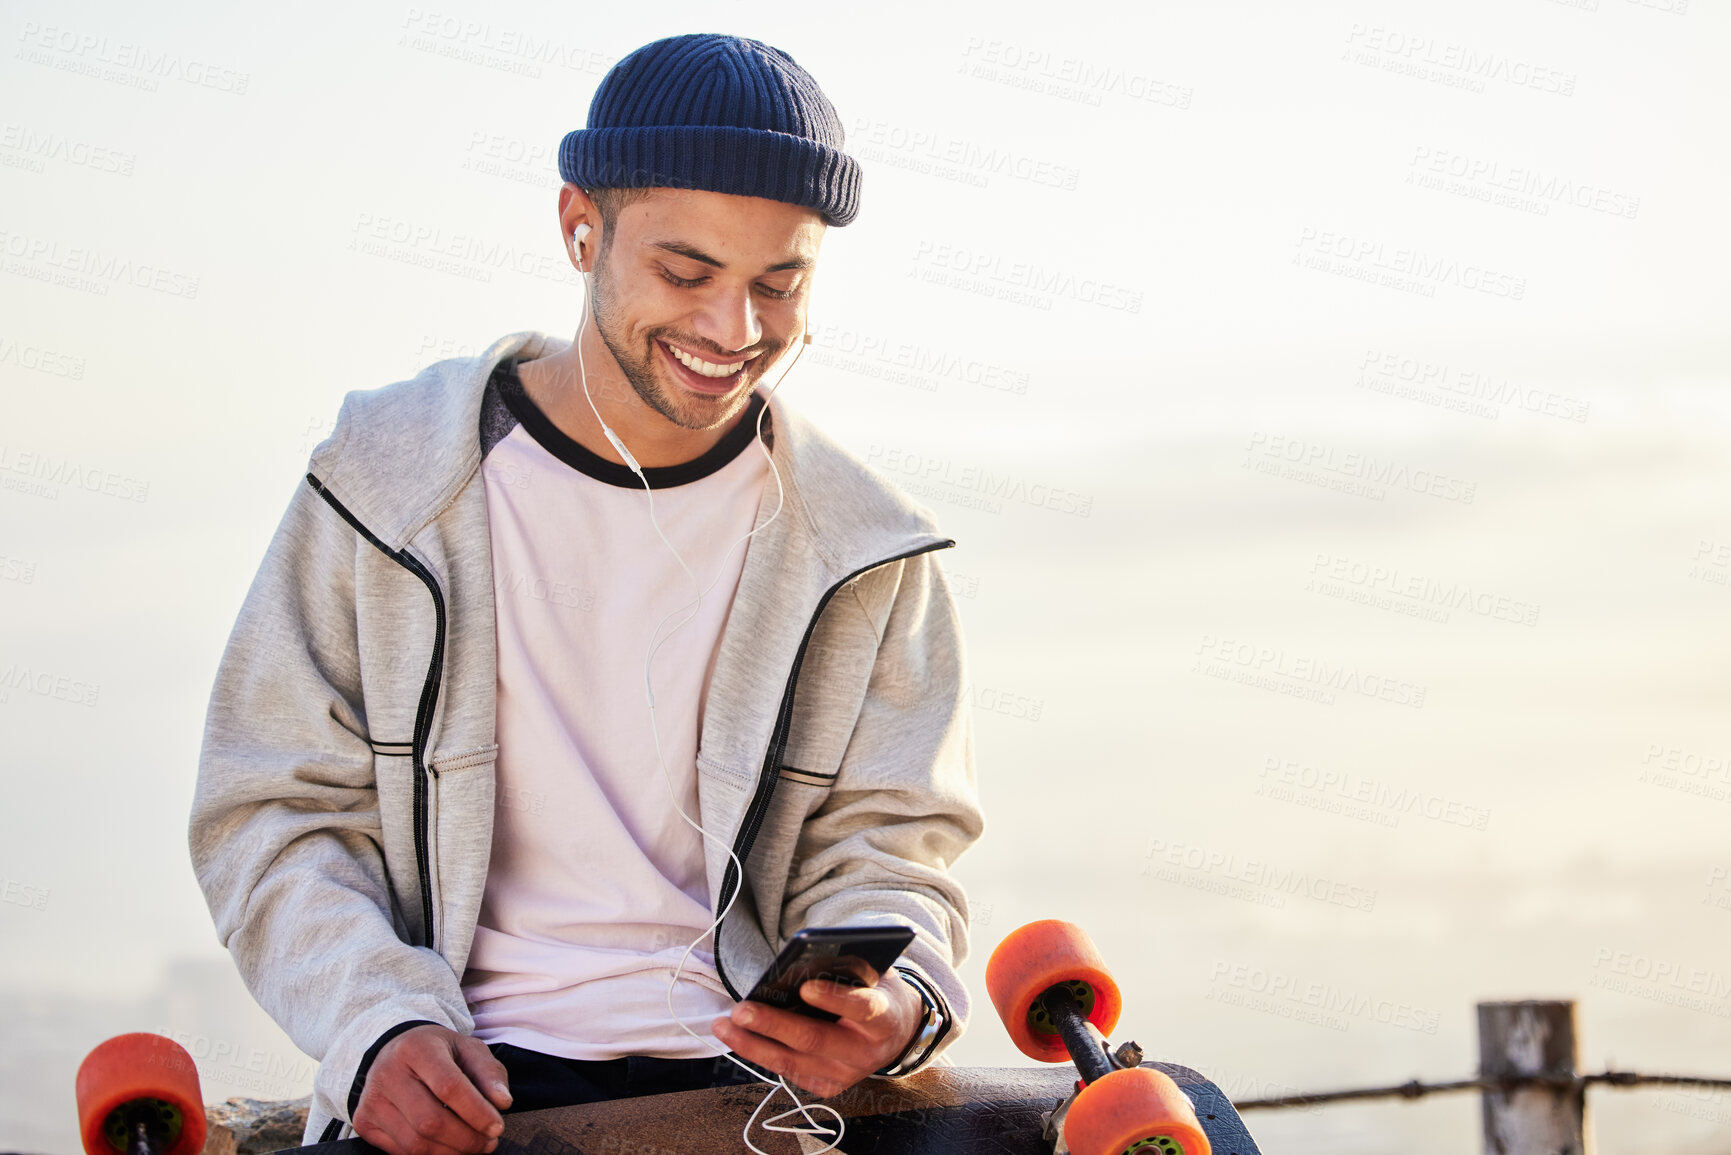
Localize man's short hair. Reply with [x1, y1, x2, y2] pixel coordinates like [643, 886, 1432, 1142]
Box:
[585, 186, 655, 261]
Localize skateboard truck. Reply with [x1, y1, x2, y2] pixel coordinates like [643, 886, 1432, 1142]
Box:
[988, 921, 1211, 1155]
[1039, 994, 1151, 1154]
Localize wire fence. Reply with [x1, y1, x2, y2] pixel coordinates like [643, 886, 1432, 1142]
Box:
[1236, 1070, 1731, 1111]
[1226, 999, 1727, 1154]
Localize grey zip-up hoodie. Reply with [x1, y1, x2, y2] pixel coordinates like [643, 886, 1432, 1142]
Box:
[187, 330, 984, 1144]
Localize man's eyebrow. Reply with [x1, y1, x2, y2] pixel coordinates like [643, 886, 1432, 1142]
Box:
[648, 239, 813, 273]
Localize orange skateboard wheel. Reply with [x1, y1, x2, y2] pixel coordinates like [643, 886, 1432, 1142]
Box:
[985, 919, 1122, 1062]
[75, 1034, 206, 1155]
[1064, 1066, 1211, 1155]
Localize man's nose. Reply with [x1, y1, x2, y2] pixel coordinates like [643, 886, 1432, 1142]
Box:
[694, 285, 762, 355]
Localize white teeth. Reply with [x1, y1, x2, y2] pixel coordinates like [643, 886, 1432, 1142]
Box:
[666, 342, 745, 378]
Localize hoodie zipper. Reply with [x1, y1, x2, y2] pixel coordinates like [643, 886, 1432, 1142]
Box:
[712, 540, 954, 1000]
[306, 466, 949, 980]
[305, 472, 445, 952]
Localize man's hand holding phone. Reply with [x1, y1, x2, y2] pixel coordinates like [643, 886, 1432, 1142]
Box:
[711, 925, 926, 1098]
[712, 966, 924, 1099]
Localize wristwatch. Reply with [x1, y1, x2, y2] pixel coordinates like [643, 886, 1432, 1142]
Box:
[874, 966, 947, 1077]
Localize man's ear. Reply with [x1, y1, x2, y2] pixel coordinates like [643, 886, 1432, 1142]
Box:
[559, 183, 600, 272]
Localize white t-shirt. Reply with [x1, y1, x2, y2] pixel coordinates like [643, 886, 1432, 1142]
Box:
[459, 357, 769, 1059]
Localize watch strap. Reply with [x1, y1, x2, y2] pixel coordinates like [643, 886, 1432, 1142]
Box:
[874, 965, 948, 1077]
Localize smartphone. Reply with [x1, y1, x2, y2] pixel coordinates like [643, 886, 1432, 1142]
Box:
[743, 925, 916, 1022]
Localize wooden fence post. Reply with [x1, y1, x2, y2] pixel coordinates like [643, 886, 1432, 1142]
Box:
[1478, 1000, 1589, 1155]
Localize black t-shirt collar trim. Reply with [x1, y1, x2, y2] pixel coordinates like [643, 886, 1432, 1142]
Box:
[493, 357, 765, 490]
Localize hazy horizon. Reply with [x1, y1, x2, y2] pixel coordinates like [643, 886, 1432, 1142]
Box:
[4, 1, 1728, 1153]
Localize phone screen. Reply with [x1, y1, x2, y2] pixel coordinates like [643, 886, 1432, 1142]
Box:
[743, 925, 916, 1022]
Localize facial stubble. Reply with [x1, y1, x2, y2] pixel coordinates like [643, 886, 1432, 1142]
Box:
[587, 253, 777, 433]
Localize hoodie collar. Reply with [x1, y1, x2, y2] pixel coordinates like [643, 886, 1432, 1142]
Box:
[307, 330, 951, 575]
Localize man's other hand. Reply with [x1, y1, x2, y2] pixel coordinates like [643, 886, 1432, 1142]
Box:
[711, 969, 923, 1098]
[351, 1024, 513, 1155]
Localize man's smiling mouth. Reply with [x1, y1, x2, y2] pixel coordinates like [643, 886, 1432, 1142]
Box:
[660, 339, 759, 379]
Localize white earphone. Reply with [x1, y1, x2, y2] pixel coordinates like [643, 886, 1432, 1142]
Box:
[570, 221, 644, 472]
[571, 221, 592, 272]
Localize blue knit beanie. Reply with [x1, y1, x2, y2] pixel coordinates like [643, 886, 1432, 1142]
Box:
[558, 33, 862, 227]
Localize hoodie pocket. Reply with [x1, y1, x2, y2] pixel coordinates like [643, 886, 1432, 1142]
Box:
[431, 743, 501, 775]
[427, 743, 499, 947]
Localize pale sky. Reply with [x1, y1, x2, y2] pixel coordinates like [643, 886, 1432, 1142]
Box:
[3, 1, 1728, 1152]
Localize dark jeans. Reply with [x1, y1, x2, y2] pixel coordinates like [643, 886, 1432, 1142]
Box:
[486, 1041, 767, 1113]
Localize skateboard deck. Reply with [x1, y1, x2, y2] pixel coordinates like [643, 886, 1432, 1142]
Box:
[281, 1062, 1261, 1155]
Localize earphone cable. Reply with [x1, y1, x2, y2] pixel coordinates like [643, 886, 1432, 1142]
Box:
[571, 246, 839, 1153]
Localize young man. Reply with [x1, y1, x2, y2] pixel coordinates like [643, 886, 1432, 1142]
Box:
[188, 33, 983, 1154]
